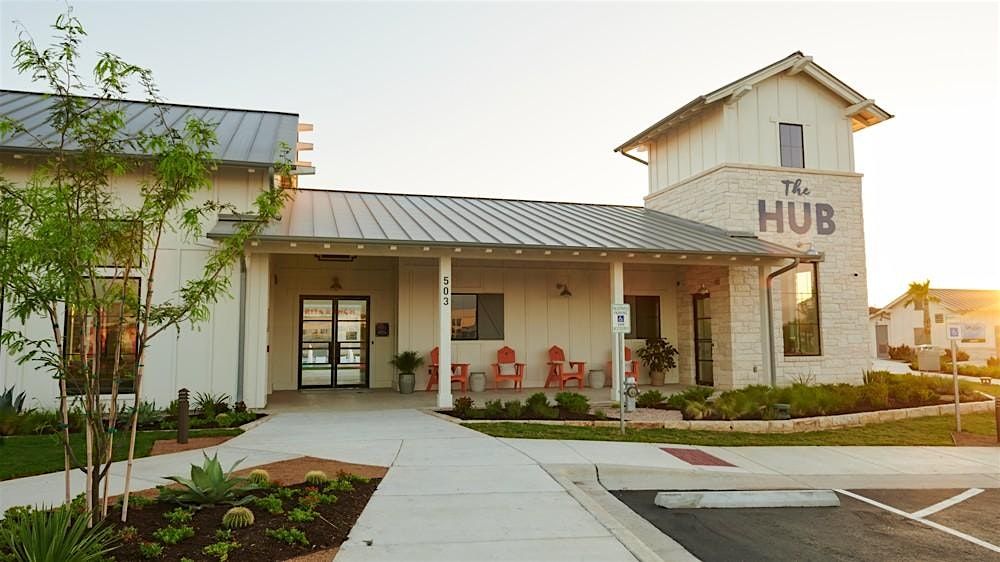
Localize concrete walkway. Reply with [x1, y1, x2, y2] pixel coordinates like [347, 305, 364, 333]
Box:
[2, 408, 999, 561]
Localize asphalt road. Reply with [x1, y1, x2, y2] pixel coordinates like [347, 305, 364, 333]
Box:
[614, 488, 1000, 561]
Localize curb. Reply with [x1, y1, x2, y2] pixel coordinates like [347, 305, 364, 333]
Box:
[541, 466, 667, 562]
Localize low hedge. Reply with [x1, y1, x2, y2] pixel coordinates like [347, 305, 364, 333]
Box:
[663, 372, 984, 421]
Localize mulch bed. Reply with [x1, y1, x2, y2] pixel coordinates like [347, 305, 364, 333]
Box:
[149, 436, 236, 456]
[106, 456, 385, 561]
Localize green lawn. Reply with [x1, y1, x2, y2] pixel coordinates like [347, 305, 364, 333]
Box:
[466, 412, 998, 446]
[0, 428, 242, 481]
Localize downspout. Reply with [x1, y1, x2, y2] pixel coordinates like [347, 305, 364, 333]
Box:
[765, 258, 800, 387]
[235, 252, 248, 403]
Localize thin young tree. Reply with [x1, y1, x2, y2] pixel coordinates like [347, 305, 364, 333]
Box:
[0, 10, 290, 521]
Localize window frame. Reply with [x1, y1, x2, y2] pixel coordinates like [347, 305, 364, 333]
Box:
[62, 276, 141, 395]
[778, 122, 805, 169]
[780, 262, 822, 357]
[451, 293, 504, 341]
[625, 294, 661, 340]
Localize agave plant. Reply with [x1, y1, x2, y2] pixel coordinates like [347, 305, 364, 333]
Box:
[0, 385, 27, 415]
[158, 452, 255, 507]
[2, 505, 118, 562]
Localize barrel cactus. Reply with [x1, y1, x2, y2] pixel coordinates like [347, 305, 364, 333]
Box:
[304, 470, 328, 485]
[247, 469, 270, 487]
[222, 506, 255, 529]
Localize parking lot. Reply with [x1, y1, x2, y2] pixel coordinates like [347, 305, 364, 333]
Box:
[614, 488, 1000, 561]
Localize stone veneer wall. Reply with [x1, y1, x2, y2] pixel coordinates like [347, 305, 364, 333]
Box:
[648, 163, 872, 386]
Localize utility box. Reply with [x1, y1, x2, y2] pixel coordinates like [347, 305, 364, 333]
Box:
[916, 349, 940, 372]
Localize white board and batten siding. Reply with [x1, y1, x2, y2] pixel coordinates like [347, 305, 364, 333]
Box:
[648, 72, 855, 193]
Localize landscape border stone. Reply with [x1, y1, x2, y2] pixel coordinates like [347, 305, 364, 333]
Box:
[426, 398, 995, 434]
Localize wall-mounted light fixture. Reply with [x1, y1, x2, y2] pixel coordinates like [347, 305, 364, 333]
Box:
[556, 283, 572, 297]
[331, 276, 343, 290]
[696, 284, 710, 295]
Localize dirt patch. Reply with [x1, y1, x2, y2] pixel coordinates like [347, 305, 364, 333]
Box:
[234, 456, 387, 484]
[286, 547, 338, 561]
[150, 436, 236, 456]
[951, 431, 1000, 447]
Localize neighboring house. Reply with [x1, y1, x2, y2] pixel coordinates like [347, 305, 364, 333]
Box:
[869, 289, 1000, 361]
[1, 51, 891, 409]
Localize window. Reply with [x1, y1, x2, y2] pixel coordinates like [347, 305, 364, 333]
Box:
[64, 278, 140, 395]
[913, 328, 930, 346]
[625, 295, 660, 340]
[779, 123, 804, 168]
[452, 294, 504, 340]
[780, 263, 820, 356]
[934, 313, 944, 324]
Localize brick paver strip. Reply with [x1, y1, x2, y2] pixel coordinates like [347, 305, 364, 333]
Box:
[660, 447, 737, 467]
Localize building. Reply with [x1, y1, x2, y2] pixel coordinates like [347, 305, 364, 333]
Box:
[870, 289, 1000, 361]
[0, 52, 891, 409]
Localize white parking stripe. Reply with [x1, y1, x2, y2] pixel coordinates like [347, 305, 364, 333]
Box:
[836, 489, 1000, 554]
[910, 488, 985, 519]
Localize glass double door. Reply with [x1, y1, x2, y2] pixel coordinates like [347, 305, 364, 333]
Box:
[299, 297, 369, 389]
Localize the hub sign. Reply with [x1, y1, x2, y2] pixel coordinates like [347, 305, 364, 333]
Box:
[758, 178, 836, 235]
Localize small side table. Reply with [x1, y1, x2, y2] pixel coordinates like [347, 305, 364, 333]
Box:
[469, 371, 487, 393]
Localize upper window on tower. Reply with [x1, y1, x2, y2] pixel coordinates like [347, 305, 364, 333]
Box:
[779, 123, 805, 168]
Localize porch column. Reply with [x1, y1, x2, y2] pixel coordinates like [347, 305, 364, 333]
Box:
[610, 261, 624, 401]
[758, 265, 772, 386]
[437, 255, 453, 408]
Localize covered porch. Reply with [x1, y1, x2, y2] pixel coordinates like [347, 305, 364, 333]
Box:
[210, 189, 812, 409]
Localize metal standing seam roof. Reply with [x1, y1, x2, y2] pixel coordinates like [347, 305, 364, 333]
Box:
[0, 89, 299, 167]
[208, 188, 807, 258]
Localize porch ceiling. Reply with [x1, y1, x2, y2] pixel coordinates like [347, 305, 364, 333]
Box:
[208, 188, 807, 259]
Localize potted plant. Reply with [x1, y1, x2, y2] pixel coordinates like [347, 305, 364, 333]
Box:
[390, 351, 424, 394]
[635, 338, 679, 386]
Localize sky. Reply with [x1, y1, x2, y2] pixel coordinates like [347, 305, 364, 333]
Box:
[1, 1, 997, 306]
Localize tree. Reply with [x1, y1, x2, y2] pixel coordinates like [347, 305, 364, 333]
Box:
[903, 280, 939, 345]
[0, 10, 290, 522]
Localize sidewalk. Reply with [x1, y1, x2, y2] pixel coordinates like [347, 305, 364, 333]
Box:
[2, 408, 998, 561]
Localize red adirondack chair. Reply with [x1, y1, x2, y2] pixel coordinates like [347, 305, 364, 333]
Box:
[491, 346, 525, 390]
[606, 346, 640, 386]
[545, 345, 586, 389]
[425, 347, 470, 392]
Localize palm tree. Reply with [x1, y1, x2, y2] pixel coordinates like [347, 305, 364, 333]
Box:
[903, 280, 939, 345]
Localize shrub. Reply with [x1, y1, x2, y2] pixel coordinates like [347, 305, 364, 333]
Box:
[215, 529, 233, 541]
[215, 413, 233, 427]
[305, 470, 329, 485]
[526, 392, 557, 419]
[194, 392, 231, 418]
[483, 399, 504, 418]
[635, 338, 679, 373]
[988, 356, 999, 368]
[887, 344, 914, 361]
[0, 385, 27, 415]
[138, 541, 164, 559]
[152, 524, 195, 545]
[863, 370, 892, 385]
[163, 507, 193, 524]
[325, 479, 354, 493]
[202, 539, 241, 561]
[860, 381, 889, 409]
[503, 400, 524, 419]
[158, 452, 254, 507]
[337, 471, 371, 484]
[233, 400, 248, 414]
[247, 468, 271, 487]
[126, 400, 161, 427]
[287, 507, 317, 523]
[636, 390, 666, 408]
[265, 526, 309, 546]
[222, 506, 255, 529]
[554, 392, 590, 415]
[1, 505, 118, 562]
[253, 494, 284, 514]
[941, 349, 970, 362]
[452, 396, 474, 417]
[118, 525, 139, 543]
